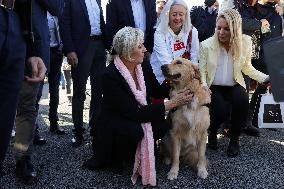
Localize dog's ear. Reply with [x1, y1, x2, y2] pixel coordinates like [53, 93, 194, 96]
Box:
[192, 64, 201, 81]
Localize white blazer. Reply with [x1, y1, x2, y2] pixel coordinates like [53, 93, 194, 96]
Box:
[199, 34, 268, 89]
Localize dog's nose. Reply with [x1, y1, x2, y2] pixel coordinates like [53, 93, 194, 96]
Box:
[161, 65, 168, 72]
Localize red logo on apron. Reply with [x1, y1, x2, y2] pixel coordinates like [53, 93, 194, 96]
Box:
[174, 41, 185, 51]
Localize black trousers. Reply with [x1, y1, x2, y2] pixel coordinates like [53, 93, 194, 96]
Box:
[48, 47, 63, 123]
[209, 85, 249, 138]
[0, 8, 26, 166]
[72, 39, 106, 133]
[93, 119, 170, 167]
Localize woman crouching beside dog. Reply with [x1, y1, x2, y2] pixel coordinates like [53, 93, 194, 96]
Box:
[82, 27, 193, 186]
[199, 8, 270, 157]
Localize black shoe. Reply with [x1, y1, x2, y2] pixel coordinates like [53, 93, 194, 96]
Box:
[82, 156, 104, 170]
[15, 157, 37, 184]
[207, 133, 217, 150]
[243, 109, 260, 137]
[33, 135, 47, 146]
[71, 134, 83, 147]
[227, 139, 240, 158]
[242, 125, 260, 137]
[50, 122, 65, 135]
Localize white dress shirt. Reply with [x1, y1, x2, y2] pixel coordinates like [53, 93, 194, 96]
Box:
[212, 48, 237, 86]
[85, 0, 102, 36]
[130, 0, 146, 33]
[47, 12, 60, 47]
[150, 27, 199, 84]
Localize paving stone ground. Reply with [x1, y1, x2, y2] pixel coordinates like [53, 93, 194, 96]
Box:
[1, 83, 284, 189]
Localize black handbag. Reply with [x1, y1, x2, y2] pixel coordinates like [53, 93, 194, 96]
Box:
[263, 36, 284, 102]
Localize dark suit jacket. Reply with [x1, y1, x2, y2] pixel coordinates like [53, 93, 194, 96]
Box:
[15, 0, 63, 72]
[60, 0, 106, 58]
[93, 61, 169, 164]
[105, 0, 156, 52]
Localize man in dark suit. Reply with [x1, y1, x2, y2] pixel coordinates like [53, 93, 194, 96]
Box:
[46, 12, 65, 135]
[12, 0, 62, 183]
[60, 0, 106, 147]
[0, 0, 27, 177]
[33, 0, 65, 145]
[105, 0, 156, 53]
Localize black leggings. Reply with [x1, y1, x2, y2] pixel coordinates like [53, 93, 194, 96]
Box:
[209, 85, 249, 138]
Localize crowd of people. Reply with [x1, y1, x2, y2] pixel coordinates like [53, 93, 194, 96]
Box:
[0, 0, 283, 186]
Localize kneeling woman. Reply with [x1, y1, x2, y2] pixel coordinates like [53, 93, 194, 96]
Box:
[199, 9, 269, 157]
[83, 27, 193, 186]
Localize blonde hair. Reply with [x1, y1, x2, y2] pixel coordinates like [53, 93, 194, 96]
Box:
[216, 8, 242, 61]
[107, 27, 144, 64]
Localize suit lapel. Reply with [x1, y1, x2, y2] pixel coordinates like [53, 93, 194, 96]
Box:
[79, 0, 90, 22]
[125, 0, 135, 27]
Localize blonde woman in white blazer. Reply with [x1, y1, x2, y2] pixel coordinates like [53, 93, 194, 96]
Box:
[199, 8, 269, 157]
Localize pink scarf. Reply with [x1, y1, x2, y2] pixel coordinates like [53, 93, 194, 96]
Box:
[114, 56, 156, 186]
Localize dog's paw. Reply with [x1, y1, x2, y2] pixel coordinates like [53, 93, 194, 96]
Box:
[197, 168, 208, 179]
[164, 157, 171, 165]
[167, 169, 179, 180]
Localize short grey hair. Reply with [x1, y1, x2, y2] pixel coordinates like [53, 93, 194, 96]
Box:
[108, 27, 144, 63]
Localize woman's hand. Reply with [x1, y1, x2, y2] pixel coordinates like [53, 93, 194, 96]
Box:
[260, 19, 270, 28]
[164, 89, 193, 111]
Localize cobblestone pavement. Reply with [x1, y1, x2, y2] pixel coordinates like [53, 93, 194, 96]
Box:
[1, 83, 284, 189]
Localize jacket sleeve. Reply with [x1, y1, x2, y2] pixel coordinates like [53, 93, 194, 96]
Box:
[190, 6, 216, 42]
[190, 6, 200, 27]
[150, 31, 173, 83]
[16, 0, 41, 59]
[105, 0, 118, 51]
[146, 0, 157, 53]
[199, 42, 208, 87]
[190, 27, 200, 64]
[142, 61, 170, 99]
[102, 72, 166, 123]
[59, 0, 74, 55]
[242, 17, 262, 32]
[36, 0, 64, 17]
[238, 4, 262, 32]
[241, 36, 268, 82]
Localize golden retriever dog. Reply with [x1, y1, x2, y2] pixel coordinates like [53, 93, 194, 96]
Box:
[160, 58, 211, 180]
